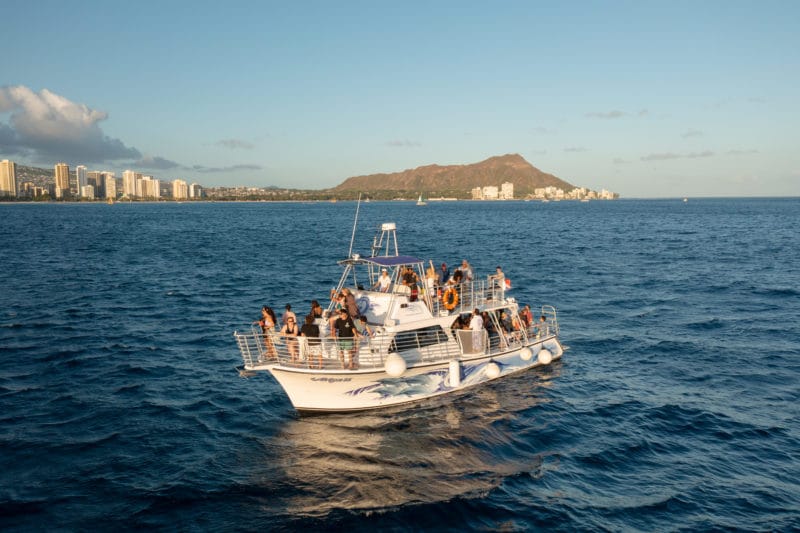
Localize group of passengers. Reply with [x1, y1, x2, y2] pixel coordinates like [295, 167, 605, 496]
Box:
[254, 260, 542, 369]
[369, 259, 479, 304]
[449, 303, 548, 348]
[257, 291, 374, 369]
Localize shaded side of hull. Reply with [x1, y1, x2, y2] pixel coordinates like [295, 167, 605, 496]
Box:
[267, 337, 564, 412]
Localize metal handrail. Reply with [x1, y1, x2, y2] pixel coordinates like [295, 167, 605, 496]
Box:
[234, 307, 559, 372]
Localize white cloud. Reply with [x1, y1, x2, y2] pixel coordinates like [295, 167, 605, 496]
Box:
[0, 85, 141, 163]
[386, 140, 421, 147]
[585, 110, 625, 119]
[681, 129, 703, 139]
[135, 155, 181, 170]
[190, 164, 263, 173]
[216, 139, 254, 150]
[641, 151, 714, 161]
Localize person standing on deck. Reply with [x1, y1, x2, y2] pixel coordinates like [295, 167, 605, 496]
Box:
[333, 309, 360, 369]
[342, 287, 359, 319]
[438, 263, 450, 288]
[300, 314, 322, 369]
[460, 260, 473, 283]
[280, 316, 300, 363]
[469, 308, 484, 353]
[282, 304, 296, 328]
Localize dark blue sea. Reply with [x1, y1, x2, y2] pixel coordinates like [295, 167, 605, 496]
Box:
[1, 199, 799, 531]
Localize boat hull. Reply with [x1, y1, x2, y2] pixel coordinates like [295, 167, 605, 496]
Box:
[265, 337, 563, 412]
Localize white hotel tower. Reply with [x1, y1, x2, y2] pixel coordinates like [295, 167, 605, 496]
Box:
[122, 170, 137, 197]
[76, 165, 88, 197]
[1, 159, 17, 197]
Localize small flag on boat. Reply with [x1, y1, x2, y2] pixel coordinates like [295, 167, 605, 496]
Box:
[505, 278, 512, 289]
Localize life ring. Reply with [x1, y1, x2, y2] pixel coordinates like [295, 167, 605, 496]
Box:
[442, 287, 458, 310]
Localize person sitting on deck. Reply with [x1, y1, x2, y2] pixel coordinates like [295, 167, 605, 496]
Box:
[372, 268, 392, 292]
[489, 266, 505, 289]
[401, 265, 417, 287]
[535, 315, 548, 338]
[401, 266, 419, 301]
[520, 304, 533, 327]
[510, 313, 523, 342]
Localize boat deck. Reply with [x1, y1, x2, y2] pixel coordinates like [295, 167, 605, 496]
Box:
[235, 314, 557, 372]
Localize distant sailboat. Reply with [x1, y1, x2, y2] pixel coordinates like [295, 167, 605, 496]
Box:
[416, 194, 427, 206]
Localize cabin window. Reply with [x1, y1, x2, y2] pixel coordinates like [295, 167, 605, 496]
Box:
[389, 326, 449, 353]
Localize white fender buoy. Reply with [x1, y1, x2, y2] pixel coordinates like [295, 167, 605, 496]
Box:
[448, 360, 461, 387]
[485, 362, 500, 379]
[545, 342, 563, 357]
[520, 347, 533, 361]
[385, 353, 407, 377]
[538, 349, 552, 365]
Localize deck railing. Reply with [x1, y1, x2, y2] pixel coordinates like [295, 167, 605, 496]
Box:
[425, 277, 507, 316]
[234, 309, 559, 372]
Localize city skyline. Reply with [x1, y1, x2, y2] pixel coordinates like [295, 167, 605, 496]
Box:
[2, 1, 799, 198]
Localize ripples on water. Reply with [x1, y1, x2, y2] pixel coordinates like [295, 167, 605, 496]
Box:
[1, 199, 799, 530]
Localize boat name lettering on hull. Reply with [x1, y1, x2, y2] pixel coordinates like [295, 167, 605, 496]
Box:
[311, 377, 353, 383]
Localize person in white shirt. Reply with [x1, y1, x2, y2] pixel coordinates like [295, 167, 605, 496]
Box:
[372, 268, 392, 292]
[460, 260, 473, 283]
[469, 308, 484, 352]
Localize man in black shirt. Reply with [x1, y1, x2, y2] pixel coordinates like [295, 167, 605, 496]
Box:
[299, 314, 322, 368]
[333, 309, 360, 369]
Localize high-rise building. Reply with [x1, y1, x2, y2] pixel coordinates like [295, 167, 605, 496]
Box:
[122, 170, 136, 197]
[189, 183, 203, 199]
[103, 172, 117, 200]
[76, 165, 87, 196]
[140, 176, 160, 199]
[87, 171, 104, 198]
[172, 179, 188, 199]
[0, 159, 17, 198]
[54, 163, 70, 199]
[500, 182, 514, 200]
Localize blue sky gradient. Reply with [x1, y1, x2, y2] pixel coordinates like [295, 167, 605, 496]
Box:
[2, 0, 798, 196]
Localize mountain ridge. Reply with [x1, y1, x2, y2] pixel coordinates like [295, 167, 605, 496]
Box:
[333, 153, 575, 195]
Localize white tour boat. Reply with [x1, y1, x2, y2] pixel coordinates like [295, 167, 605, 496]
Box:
[234, 222, 564, 413]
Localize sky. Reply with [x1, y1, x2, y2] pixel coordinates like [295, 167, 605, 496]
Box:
[2, 0, 799, 197]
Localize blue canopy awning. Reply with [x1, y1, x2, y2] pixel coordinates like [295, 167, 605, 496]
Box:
[367, 255, 423, 267]
[339, 255, 422, 267]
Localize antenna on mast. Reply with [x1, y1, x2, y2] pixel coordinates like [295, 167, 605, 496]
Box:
[347, 193, 362, 258]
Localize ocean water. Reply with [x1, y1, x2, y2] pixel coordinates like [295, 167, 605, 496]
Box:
[1, 198, 799, 531]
